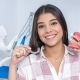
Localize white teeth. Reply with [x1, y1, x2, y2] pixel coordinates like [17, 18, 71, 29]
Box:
[46, 35, 55, 39]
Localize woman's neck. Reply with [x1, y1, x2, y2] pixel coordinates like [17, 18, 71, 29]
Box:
[43, 44, 65, 58]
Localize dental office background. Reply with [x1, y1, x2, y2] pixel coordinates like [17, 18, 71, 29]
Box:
[0, 0, 80, 65]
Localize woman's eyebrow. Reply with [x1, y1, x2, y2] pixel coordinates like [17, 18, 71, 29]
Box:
[37, 22, 44, 25]
[37, 19, 57, 25]
[50, 19, 57, 22]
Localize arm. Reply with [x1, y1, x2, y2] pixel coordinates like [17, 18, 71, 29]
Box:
[8, 45, 31, 80]
[8, 63, 17, 80]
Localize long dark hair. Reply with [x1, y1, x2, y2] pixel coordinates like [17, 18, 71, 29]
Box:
[29, 4, 69, 51]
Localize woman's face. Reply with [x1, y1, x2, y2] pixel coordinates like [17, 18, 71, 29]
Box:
[37, 13, 63, 47]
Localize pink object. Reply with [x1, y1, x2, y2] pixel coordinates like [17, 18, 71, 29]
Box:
[68, 32, 80, 49]
[68, 42, 80, 49]
[72, 32, 80, 41]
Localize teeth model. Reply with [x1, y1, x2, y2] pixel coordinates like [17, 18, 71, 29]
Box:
[68, 32, 80, 49]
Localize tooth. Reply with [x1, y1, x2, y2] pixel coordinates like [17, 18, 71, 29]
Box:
[46, 35, 54, 38]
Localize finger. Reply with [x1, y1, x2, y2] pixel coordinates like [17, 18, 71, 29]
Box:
[15, 45, 31, 50]
[12, 49, 23, 58]
[17, 47, 31, 56]
[13, 45, 31, 57]
[13, 48, 31, 58]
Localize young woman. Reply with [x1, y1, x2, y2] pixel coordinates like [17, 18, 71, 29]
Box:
[8, 4, 80, 80]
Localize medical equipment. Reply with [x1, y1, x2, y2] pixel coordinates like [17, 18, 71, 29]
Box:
[11, 12, 40, 54]
[0, 26, 8, 51]
[0, 26, 9, 79]
[0, 12, 39, 65]
[20, 35, 40, 54]
[11, 12, 34, 49]
[20, 35, 26, 45]
[0, 66, 9, 79]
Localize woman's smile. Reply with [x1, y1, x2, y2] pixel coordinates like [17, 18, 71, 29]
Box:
[45, 34, 57, 40]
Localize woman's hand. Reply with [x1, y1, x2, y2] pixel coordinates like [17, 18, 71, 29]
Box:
[11, 45, 31, 66]
[8, 45, 31, 80]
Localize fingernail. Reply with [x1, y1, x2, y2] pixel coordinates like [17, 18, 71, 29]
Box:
[28, 47, 31, 50]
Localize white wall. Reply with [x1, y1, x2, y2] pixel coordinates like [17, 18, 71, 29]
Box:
[0, 0, 80, 64]
[0, 0, 17, 44]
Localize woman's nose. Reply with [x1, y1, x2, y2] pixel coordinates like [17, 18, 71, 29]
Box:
[45, 26, 52, 33]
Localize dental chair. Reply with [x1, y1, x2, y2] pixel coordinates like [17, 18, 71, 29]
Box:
[0, 12, 34, 80]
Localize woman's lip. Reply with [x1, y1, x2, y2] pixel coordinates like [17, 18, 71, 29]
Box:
[45, 34, 56, 39]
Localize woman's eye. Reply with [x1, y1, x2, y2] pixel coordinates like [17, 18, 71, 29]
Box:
[51, 22, 57, 25]
[38, 25, 44, 28]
